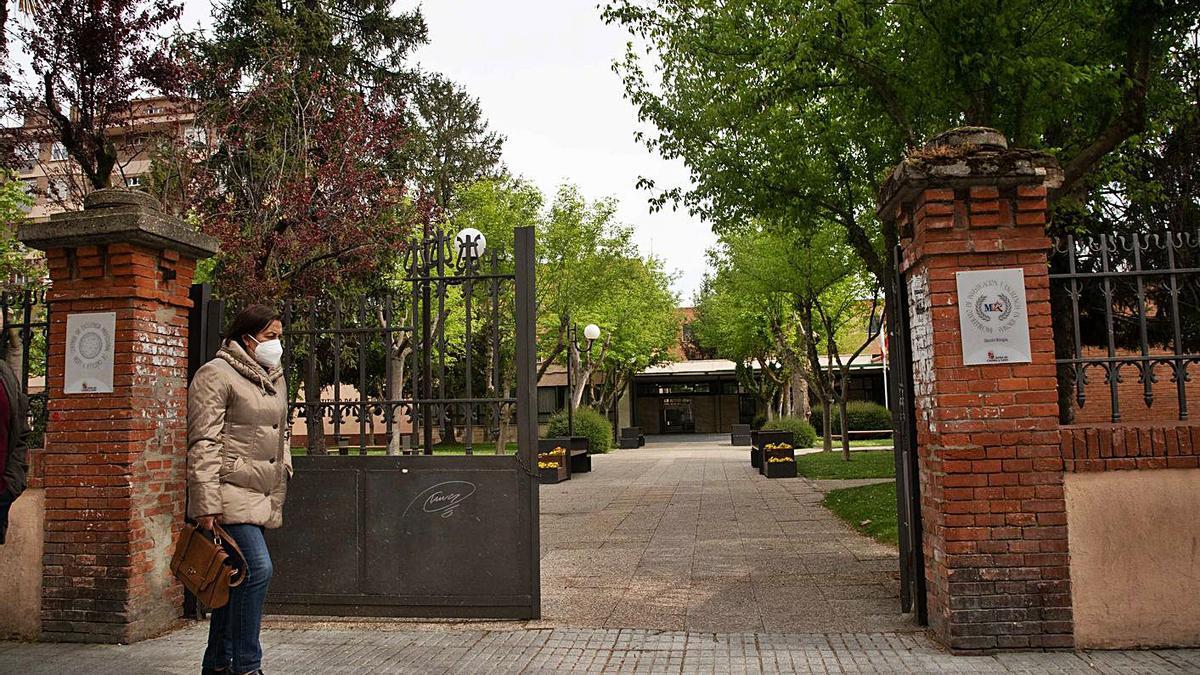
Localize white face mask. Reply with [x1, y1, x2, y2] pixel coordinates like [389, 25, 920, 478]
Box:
[248, 335, 284, 369]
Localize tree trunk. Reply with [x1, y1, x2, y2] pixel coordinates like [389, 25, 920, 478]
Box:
[495, 354, 516, 455]
[387, 346, 409, 455]
[4, 310, 22, 376]
[789, 368, 809, 419]
[304, 371, 326, 456]
[821, 398, 833, 453]
[780, 377, 791, 419]
[5, 331, 20, 376]
[839, 378, 852, 461]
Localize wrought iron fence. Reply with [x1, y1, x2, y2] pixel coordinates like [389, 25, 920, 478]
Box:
[1050, 231, 1200, 423]
[280, 228, 523, 457]
[0, 288, 50, 445]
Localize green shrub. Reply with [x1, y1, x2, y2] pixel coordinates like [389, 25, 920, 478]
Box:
[546, 406, 613, 454]
[811, 400, 893, 436]
[751, 413, 767, 430]
[761, 415, 818, 448]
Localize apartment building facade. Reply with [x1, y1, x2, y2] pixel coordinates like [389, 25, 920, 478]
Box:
[8, 96, 199, 220]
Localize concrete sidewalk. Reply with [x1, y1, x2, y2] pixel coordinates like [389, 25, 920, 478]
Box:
[1, 622, 1197, 673]
[536, 437, 907, 633]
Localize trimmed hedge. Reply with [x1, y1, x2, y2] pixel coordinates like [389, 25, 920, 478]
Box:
[811, 400, 893, 436]
[761, 415, 818, 449]
[546, 406, 613, 454]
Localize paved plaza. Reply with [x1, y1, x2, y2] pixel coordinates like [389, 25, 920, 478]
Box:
[2, 436, 1198, 673]
[535, 435, 909, 634]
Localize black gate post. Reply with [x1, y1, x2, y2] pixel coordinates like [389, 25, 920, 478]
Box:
[187, 283, 224, 381]
[888, 245, 926, 625]
[183, 283, 224, 619]
[514, 226, 541, 618]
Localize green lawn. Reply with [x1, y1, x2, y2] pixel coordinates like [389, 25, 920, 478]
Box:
[794, 450, 896, 479]
[823, 481, 899, 547]
[291, 442, 516, 457]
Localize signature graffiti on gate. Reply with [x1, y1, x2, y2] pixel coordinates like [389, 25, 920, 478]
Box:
[403, 481, 478, 519]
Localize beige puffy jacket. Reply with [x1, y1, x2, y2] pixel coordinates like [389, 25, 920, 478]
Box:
[187, 342, 292, 529]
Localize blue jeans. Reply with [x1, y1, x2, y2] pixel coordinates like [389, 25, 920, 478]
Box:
[202, 524, 272, 673]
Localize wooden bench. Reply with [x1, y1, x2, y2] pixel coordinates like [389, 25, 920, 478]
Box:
[730, 424, 752, 446]
[618, 426, 644, 449]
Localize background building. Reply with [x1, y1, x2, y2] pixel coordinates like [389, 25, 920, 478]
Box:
[535, 307, 889, 437]
[9, 96, 197, 221]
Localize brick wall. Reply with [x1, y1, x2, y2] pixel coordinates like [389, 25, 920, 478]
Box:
[1060, 423, 1200, 472]
[1069, 347, 1200, 424]
[879, 129, 1071, 653]
[40, 244, 197, 642]
[21, 191, 217, 644]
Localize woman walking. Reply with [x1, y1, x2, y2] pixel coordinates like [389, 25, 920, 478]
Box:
[187, 304, 291, 675]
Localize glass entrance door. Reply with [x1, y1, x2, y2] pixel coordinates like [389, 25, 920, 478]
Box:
[661, 398, 695, 433]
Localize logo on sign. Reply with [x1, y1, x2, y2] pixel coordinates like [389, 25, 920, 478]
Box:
[965, 279, 1021, 337]
[68, 320, 113, 371]
[973, 293, 1014, 324]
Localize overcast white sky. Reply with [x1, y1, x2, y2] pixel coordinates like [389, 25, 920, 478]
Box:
[177, 0, 715, 304]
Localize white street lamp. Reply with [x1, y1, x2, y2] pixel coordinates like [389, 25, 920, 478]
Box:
[454, 227, 486, 260]
[567, 321, 603, 436]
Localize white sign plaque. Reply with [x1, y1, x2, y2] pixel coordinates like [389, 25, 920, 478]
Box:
[65, 312, 116, 394]
[956, 269, 1032, 366]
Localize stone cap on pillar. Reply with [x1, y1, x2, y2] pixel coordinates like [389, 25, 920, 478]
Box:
[19, 188, 219, 260]
[876, 126, 1062, 220]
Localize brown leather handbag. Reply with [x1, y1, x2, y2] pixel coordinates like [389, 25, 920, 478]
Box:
[170, 523, 247, 609]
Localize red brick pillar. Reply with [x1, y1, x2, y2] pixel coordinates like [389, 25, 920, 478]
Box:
[878, 128, 1071, 652]
[20, 190, 218, 643]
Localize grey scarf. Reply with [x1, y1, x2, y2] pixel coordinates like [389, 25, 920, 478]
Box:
[217, 341, 284, 395]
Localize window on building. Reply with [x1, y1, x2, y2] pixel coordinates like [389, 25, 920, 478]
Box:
[14, 143, 37, 169]
[184, 126, 207, 149]
[50, 143, 69, 162]
[537, 386, 565, 422]
[636, 382, 712, 396]
[125, 175, 142, 188]
[48, 178, 71, 202]
[15, 181, 33, 213]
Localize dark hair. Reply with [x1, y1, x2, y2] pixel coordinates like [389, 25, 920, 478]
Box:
[225, 304, 281, 351]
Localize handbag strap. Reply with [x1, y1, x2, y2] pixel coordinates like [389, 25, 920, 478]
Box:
[212, 523, 250, 588]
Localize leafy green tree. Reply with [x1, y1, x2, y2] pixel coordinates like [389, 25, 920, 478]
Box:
[0, 173, 44, 375]
[5, 0, 184, 192]
[583, 255, 680, 418]
[0, 173, 39, 287]
[196, 0, 427, 94]
[535, 185, 638, 380]
[602, 0, 1198, 332]
[453, 179, 679, 422]
[405, 73, 506, 210]
[691, 262, 786, 420]
[698, 221, 879, 458]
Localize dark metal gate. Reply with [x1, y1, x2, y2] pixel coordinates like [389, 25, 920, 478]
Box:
[888, 245, 927, 625]
[262, 226, 540, 618]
